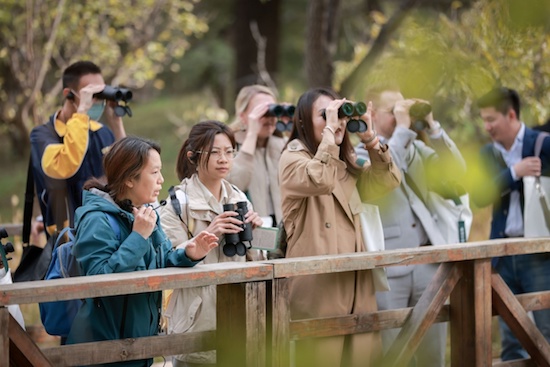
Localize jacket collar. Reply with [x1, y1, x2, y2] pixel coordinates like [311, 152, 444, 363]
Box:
[53, 110, 103, 136]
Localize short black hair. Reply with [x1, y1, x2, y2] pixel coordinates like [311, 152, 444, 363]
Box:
[477, 87, 520, 119]
[62, 61, 102, 89]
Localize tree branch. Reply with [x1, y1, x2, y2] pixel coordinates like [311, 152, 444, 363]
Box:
[250, 20, 278, 93]
[21, 0, 67, 128]
[339, 0, 419, 96]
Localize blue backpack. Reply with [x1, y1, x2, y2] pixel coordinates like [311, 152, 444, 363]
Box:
[39, 213, 121, 337]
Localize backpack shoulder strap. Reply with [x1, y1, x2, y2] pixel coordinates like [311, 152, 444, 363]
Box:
[168, 185, 194, 238]
[168, 186, 182, 216]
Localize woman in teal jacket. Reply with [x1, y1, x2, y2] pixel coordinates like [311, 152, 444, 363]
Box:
[66, 136, 218, 367]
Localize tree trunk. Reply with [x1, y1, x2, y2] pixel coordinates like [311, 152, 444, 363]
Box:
[233, 0, 281, 96]
[305, 0, 341, 89]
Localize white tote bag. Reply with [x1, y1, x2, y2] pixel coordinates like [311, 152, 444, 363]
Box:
[359, 203, 390, 292]
[524, 132, 550, 238]
[523, 176, 550, 237]
[427, 191, 473, 244]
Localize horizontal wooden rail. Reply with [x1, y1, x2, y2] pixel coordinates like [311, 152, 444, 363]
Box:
[2, 237, 550, 366]
[0, 223, 22, 237]
[0, 261, 272, 306]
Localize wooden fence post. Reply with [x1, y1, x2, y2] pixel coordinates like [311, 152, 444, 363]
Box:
[271, 277, 290, 367]
[450, 259, 493, 366]
[1, 307, 8, 367]
[217, 281, 266, 367]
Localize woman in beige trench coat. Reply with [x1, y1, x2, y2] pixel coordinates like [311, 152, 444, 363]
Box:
[278, 88, 401, 367]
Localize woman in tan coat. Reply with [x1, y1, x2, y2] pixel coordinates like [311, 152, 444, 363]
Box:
[278, 88, 401, 367]
[227, 85, 286, 227]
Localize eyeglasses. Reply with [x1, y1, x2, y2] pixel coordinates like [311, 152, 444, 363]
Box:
[196, 149, 237, 159]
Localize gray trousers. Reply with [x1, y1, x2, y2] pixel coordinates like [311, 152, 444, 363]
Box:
[376, 263, 447, 367]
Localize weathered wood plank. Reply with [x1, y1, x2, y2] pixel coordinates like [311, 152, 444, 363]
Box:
[8, 313, 53, 366]
[450, 259, 492, 366]
[42, 331, 215, 366]
[0, 262, 273, 306]
[492, 358, 537, 366]
[1, 307, 8, 367]
[268, 238, 550, 278]
[492, 273, 550, 366]
[245, 282, 266, 367]
[271, 278, 290, 367]
[217, 283, 247, 367]
[382, 262, 462, 367]
[0, 223, 22, 237]
[289, 306, 449, 340]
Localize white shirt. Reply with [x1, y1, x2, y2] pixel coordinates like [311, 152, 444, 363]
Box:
[493, 123, 525, 237]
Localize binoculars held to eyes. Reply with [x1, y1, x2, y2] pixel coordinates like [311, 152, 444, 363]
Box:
[265, 104, 296, 133]
[265, 104, 295, 118]
[409, 102, 432, 132]
[0, 228, 14, 270]
[93, 86, 133, 118]
[223, 202, 254, 257]
[322, 101, 368, 133]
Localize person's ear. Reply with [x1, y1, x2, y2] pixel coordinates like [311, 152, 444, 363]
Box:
[64, 88, 75, 100]
[508, 108, 517, 121]
[187, 151, 198, 164]
[125, 180, 134, 189]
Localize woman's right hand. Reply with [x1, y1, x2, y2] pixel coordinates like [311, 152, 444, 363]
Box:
[185, 231, 219, 260]
[323, 99, 347, 142]
[246, 102, 271, 137]
[132, 206, 157, 239]
[205, 211, 244, 239]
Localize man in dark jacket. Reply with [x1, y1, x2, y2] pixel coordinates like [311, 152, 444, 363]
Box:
[473, 87, 550, 361]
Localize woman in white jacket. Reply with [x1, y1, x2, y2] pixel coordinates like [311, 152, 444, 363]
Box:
[160, 120, 263, 367]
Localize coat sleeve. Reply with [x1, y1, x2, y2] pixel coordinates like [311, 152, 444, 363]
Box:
[356, 143, 401, 201]
[40, 114, 92, 179]
[279, 140, 345, 200]
[154, 223, 198, 268]
[74, 212, 151, 275]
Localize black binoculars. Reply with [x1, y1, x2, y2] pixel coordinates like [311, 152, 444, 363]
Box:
[223, 202, 253, 257]
[265, 104, 296, 133]
[93, 86, 133, 102]
[276, 120, 293, 132]
[93, 86, 133, 118]
[322, 101, 368, 133]
[409, 102, 432, 132]
[264, 104, 295, 118]
[0, 228, 14, 269]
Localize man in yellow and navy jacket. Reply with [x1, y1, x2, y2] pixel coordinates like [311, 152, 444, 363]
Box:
[30, 61, 126, 237]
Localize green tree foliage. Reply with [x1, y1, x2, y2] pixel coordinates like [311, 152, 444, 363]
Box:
[336, 0, 550, 145]
[0, 0, 208, 156]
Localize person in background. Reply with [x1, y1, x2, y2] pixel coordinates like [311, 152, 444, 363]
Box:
[473, 87, 550, 361]
[278, 87, 401, 367]
[30, 60, 126, 237]
[160, 120, 263, 367]
[66, 136, 218, 367]
[356, 87, 466, 367]
[227, 85, 285, 228]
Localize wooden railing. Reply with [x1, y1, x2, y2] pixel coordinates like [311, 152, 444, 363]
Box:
[2, 237, 550, 366]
